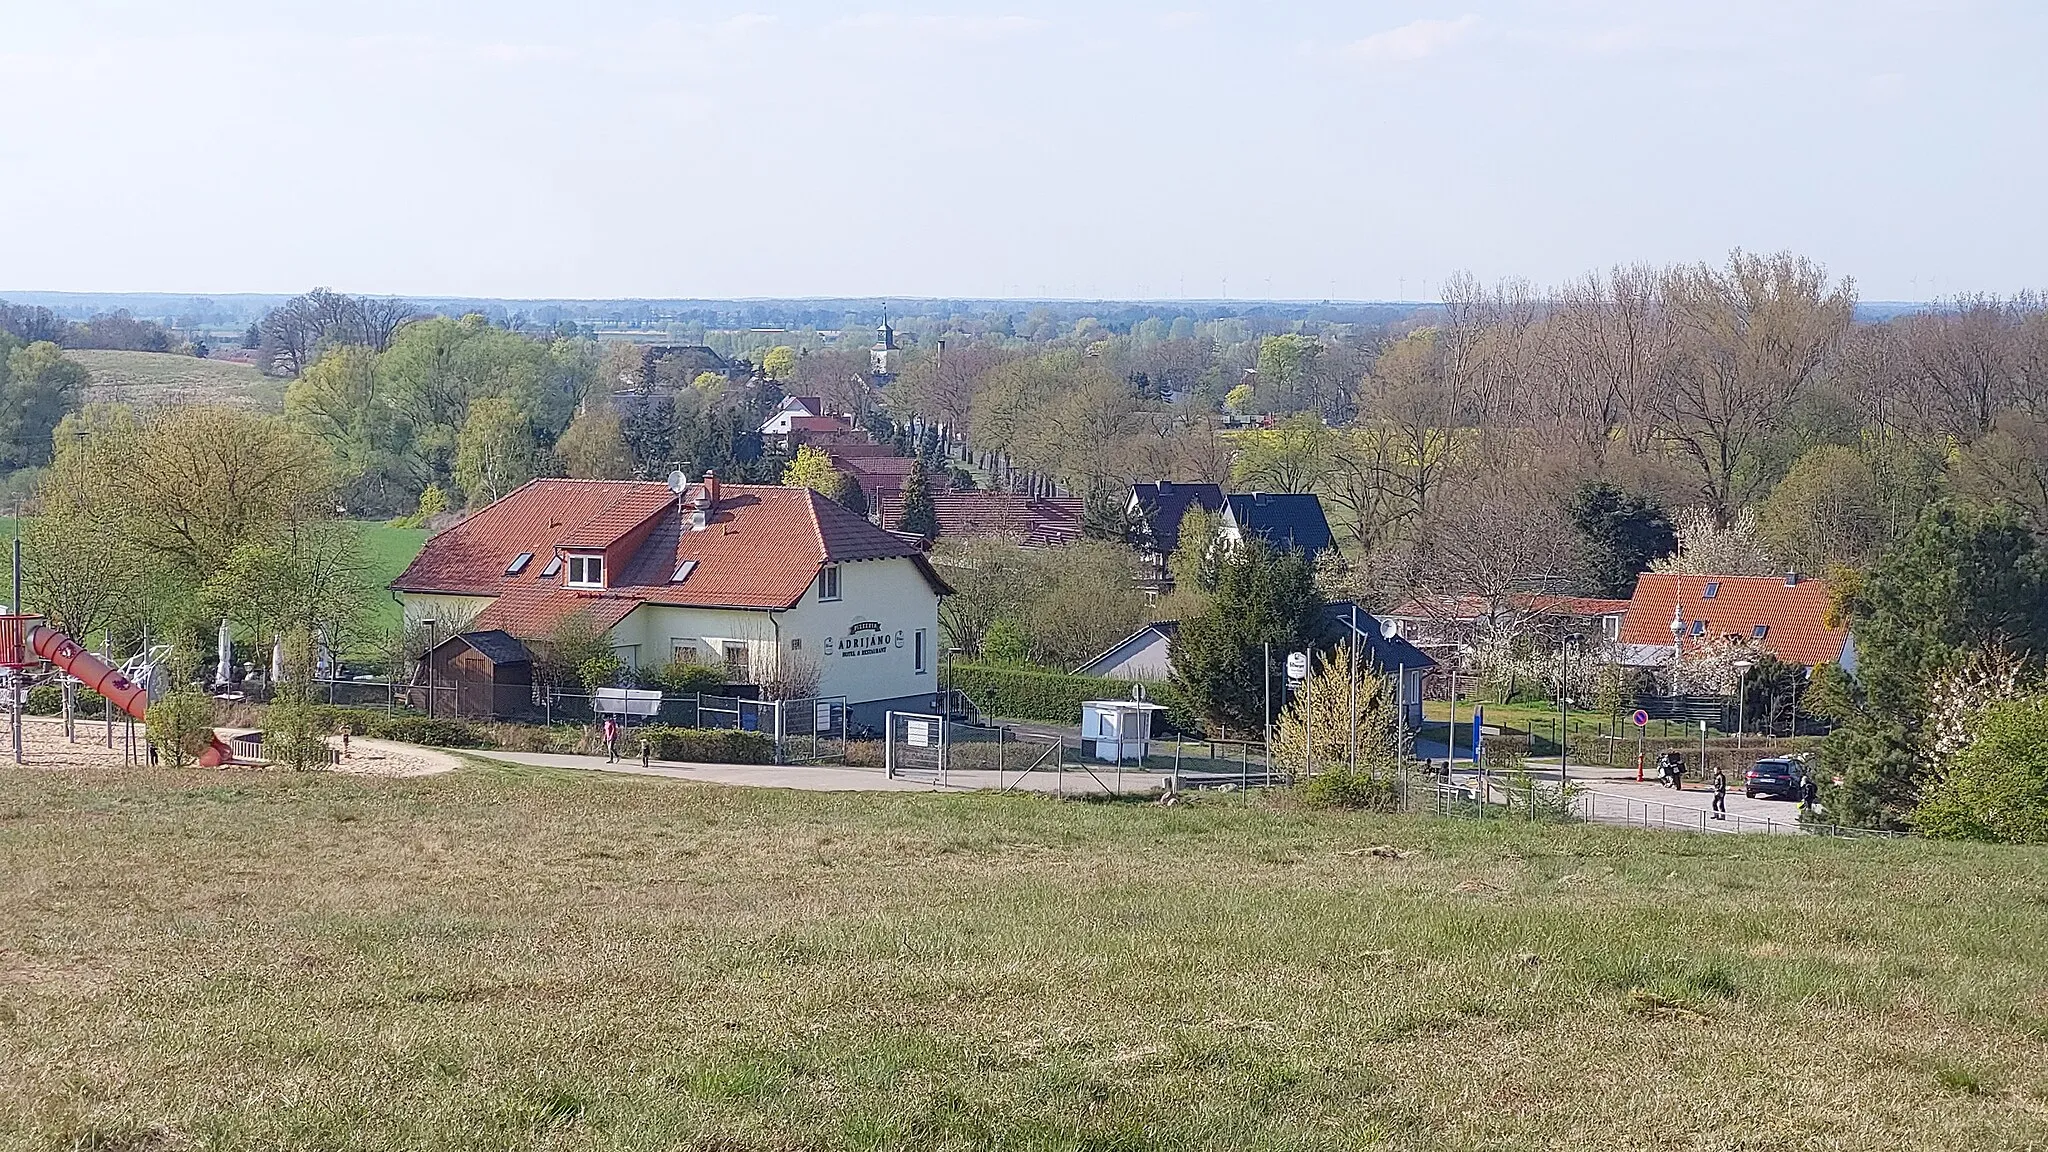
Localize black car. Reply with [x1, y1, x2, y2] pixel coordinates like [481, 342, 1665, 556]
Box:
[1745, 757, 1806, 800]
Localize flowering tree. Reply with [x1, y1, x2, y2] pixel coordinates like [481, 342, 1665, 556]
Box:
[1926, 642, 2031, 763]
[1274, 647, 1400, 793]
[1650, 506, 1780, 577]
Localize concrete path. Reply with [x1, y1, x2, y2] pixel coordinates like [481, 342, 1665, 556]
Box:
[469, 749, 1170, 797]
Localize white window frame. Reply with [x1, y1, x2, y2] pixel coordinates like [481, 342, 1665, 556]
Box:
[818, 563, 842, 602]
[565, 554, 604, 588]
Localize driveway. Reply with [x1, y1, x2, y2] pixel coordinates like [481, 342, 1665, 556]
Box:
[471, 749, 1162, 797]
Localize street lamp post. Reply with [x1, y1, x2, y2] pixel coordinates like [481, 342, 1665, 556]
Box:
[1733, 658, 1754, 753]
[1559, 634, 1581, 789]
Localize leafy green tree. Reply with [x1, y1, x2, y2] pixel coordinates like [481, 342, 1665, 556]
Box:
[1169, 541, 1328, 735]
[0, 341, 87, 470]
[1567, 483, 1676, 599]
[781, 445, 846, 497]
[1802, 661, 1859, 725]
[556, 405, 635, 479]
[761, 346, 798, 381]
[1915, 695, 2048, 843]
[146, 688, 217, 768]
[1758, 445, 1884, 574]
[285, 345, 415, 515]
[837, 474, 869, 517]
[896, 455, 940, 540]
[980, 620, 1029, 667]
[1167, 507, 1221, 592]
[1019, 540, 1149, 668]
[453, 397, 534, 507]
[201, 521, 377, 669]
[1845, 501, 2048, 723]
[1231, 415, 1336, 494]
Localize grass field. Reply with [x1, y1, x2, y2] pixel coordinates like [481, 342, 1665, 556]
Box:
[4, 762, 2045, 1150]
[70, 349, 285, 411]
[355, 520, 428, 636]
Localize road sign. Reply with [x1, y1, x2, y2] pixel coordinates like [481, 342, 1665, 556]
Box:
[1631, 708, 1649, 728]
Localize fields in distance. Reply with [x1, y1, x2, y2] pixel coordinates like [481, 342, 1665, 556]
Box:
[3, 762, 2044, 1151]
[71, 349, 284, 411]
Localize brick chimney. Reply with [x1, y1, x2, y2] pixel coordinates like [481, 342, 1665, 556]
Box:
[703, 469, 720, 512]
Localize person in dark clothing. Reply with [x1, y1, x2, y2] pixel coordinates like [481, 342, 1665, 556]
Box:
[1711, 770, 1727, 819]
[640, 735, 651, 770]
[1671, 759, 1685, 791]
[1801, 774, 1819, 815]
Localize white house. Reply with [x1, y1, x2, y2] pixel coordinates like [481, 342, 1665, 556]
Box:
[390, 475, 951, 726]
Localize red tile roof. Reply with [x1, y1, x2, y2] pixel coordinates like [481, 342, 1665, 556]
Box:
[787, 414, 856, 434]
[392, 479, 949, 635]
[1620, 573, 1847, 666]
[834, 455, 921, 478]
[873, 491, 1084, 546]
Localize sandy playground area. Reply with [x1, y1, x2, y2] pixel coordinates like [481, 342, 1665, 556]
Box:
[0, 715, 460, 778]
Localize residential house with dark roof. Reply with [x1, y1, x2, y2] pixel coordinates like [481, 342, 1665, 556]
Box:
[390, 475, 952, 725]
[1074, 602, 1434, 725]
[1220, 492, 1333, 557]
[1127, 480, 1226, 581]
[1618, 573, 1854, 672]
[1382, 593, 1633, 667]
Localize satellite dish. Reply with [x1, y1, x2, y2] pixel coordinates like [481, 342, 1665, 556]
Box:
[1379, 618, 1398, 639]
[1129, 682, 1148, 702]
[667, 470, 688, 494]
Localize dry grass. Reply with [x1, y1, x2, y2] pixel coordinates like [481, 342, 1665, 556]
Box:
[71, 349, 285, 411]
[2, 760, 2046, 1150]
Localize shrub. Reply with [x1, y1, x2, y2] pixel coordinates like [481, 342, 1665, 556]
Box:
[146, 690, 218, 768]
[641, 660, 726, 695]
[1915, 695, 2048, 843]
[637, 726, 775, 765]
[264, 688, 331, 771]
[951, 663, 1181, 726]
[980, 620, 1029, 667]
[25, 684, 62, 716]
[376, 716, 489, 748]
[1300, 768, 1396, 810]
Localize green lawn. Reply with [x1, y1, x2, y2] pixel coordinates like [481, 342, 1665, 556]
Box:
[69, 349, 286, 411]
[3, 762, 2044, 1150]
[355, 520, 428, 636]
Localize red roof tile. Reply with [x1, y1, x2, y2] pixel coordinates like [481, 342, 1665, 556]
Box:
[392, 479, 948, 634]
[1620, 573, 1847, 666]
[873, 492, 1084, 546]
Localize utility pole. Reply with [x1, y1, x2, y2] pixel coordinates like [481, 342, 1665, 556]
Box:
[1347, 605, 1358, 775]
[1262, 643, 1271, 777]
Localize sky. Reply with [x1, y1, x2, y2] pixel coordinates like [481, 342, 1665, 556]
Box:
[2, 0, 2043, 302]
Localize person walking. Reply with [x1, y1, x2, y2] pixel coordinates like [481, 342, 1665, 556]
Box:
[603, 716, 619, 762]
[1801, 772, 1819, 816]
[1671, 758, 1685, 792]
[1711, 769, 1727, 820]
[339, 723, 352, 760]
[640, 735, 651, 771]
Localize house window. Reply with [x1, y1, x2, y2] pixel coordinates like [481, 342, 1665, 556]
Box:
[1702, 581, 1720, 599]
[1752, 624, 1769, 640]
[505, 552, 533, 576]
[671, 560, 697, 583]
[914, 628, 927, 675]
[790, 638, 803, 651]
[540, 555, 562, 578]
[1690, 619, 1707, 636]
[818, 564, 841, 601]
[565, 555, 604, 588]
[723, 643, 749, 681]
[671, 641, 698, 665]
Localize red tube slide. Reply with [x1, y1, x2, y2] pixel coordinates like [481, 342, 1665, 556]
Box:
[26, 625, 234, 767]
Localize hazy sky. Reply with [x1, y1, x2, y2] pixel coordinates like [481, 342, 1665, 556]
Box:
[3, 1, 2043, 301]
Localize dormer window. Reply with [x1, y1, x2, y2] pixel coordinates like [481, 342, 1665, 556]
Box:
[565, 555, 604, 588]
[818, 564, 841, 602]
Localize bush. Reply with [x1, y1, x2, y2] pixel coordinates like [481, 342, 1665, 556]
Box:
[375, 716, 490, 748]
[146, 690, 218, 768]
[640, 660, 727, 695]
[25, 684, 62, 716]
[638, 726, 775, 765]
[1915, 695, 2048, 843]
[1299, 768, 1398, 810]
[951, 663, 1182, 726]
[264, 689, 331, 771]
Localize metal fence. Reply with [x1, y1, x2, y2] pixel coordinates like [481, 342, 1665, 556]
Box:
[1429, 780, 1909, 839]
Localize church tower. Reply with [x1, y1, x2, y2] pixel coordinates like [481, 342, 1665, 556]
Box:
[870, 312, 901, 381]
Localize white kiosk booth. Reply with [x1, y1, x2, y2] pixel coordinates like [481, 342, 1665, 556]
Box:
[1080, 699, 1165, 762]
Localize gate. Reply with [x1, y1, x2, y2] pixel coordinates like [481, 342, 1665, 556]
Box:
[884, 710, 948, 783]
[778, 696, 848, 764]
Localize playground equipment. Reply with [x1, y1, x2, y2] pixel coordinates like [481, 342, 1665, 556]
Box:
[0, 614, 234, 767]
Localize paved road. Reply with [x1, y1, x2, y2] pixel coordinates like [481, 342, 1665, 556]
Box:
[471, 749, 1166, 796]
[1442, 762, 1813, 834]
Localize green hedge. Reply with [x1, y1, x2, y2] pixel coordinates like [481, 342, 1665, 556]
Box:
[950, 663, 1184, 727]
[638, 726, 776, 765]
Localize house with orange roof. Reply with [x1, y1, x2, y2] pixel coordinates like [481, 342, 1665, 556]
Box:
[390, 473, 952, 724]
[1617, 572, 1855, 672]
